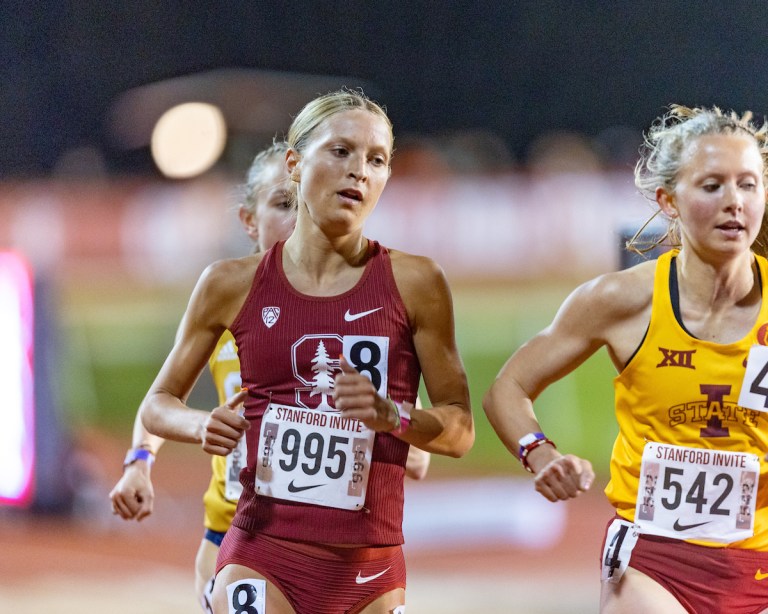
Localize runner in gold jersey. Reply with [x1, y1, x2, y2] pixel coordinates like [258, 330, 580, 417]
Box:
[484, 105, 768, 613]
[110, 142, 295, 610]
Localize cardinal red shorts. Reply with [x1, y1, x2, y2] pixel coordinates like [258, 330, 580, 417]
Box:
[217, 526, 406, 613]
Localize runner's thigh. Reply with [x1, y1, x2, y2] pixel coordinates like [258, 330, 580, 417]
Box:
[357, 588, 405, 614]
[213, 563, 294, 614]
[600, 568, 686, 614]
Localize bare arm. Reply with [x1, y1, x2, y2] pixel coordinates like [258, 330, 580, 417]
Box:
[404, 395, 430, 480]
[333, 253, 473, 457]
[108, 412, 165, 521]
[483, 266, 653, 501]
[140, 258, 254, 453]
[404, 446, 431, 480]
[401, 256, 474, 457]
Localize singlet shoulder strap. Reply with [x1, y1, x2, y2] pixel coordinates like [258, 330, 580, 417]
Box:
[229, 242, 281, 334]
[752, 252, 768, 327]
[754, 252, 767, 294]
[667, 252, 698, 338]
[622, 250, 676, 369]
[371, 241, 401, 296]
[652, 249, 677, 322]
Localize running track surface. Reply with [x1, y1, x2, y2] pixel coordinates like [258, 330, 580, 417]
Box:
[0, 432, 610, 613]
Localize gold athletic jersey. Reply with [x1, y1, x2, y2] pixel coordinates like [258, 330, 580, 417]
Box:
[607, 249, 768, 550]
[202, 330, 242, 533]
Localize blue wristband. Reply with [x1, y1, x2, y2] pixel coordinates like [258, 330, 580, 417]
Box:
[123, 447, 155, 468]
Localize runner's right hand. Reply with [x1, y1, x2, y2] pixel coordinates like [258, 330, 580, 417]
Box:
[202, 389, 249, 456]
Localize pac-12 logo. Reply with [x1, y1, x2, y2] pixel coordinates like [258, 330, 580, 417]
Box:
[262, 307, 280, 328]
[290, 334, 389, 410]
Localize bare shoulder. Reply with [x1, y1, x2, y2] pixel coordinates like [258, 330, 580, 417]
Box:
[193, 253, 265, 324]
[387, 249, 451, 327]
[507, 259, 658, 382]
[552, 259, 656, 365]
[202, 253, 263, 290]
[388, 249, 446, 292]
[573, 259, 656, 321]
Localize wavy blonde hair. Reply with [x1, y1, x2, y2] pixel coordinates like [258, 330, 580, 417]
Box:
[629, 105, 768, 256]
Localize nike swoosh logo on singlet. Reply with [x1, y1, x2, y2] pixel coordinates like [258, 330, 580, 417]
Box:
[672, 519, 711, 532]
[756, 569, 768, 581]
[344, 307, 383, 322]
[287, 481, 324, 493]
[355, 567, 391, 584]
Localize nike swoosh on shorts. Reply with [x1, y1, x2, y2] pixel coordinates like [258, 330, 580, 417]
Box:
[356, 567, 391, 584]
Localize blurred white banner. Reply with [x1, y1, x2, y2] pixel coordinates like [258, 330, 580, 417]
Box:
[0, 171, 655, 283]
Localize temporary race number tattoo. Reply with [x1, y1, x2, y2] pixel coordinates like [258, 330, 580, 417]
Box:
[226, 579, 265, 614]
[739, 344, 768, 412]
[222, 371, 246, 501]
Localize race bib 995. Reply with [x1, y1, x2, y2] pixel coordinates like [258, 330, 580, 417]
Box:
[255, 403, 375, 510]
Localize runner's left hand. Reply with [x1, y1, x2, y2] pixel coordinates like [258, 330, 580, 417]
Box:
[334, 355, 395, 432]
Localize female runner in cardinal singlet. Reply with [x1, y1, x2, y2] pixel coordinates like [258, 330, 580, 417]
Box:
[140, 89, 473, 614]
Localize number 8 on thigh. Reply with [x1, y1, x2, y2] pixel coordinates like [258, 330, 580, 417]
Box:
[226, 579, 266, 614]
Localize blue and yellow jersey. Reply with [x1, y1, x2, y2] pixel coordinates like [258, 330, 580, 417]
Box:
[202, 330, 242, 533]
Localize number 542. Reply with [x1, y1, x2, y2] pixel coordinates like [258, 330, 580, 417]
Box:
[660, 467, 732, 515]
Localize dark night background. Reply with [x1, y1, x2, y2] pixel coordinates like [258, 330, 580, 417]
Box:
[3, 1, 768, 178]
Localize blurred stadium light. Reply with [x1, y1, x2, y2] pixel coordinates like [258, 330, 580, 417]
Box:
[151, 102, 227, 178]
[106, 68, 378, 177]
[0, 251, 76, 513]
[0, 251, 35, 507]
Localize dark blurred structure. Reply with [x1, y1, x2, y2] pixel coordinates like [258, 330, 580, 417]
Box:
[31, 274, 79, 513]
[0, 254, 77, 514]
[618, 220, 672, 271]
[5, 3, 768, 179]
